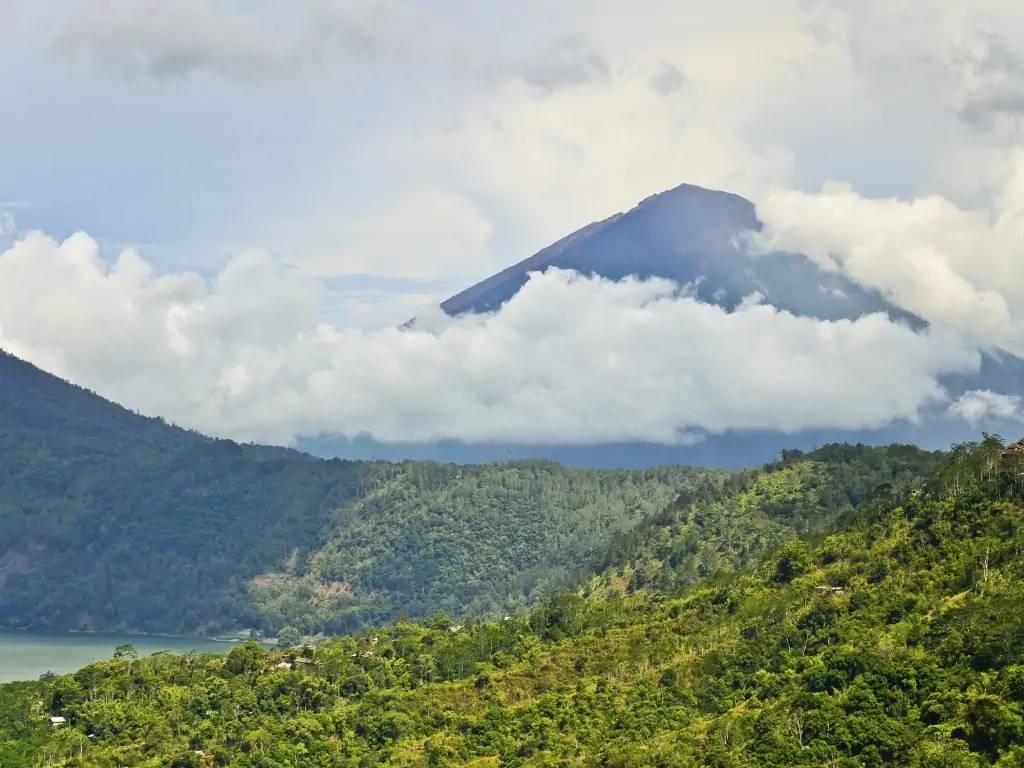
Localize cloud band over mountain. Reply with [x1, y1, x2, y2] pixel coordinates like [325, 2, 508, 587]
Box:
[0, 229, 981, 446]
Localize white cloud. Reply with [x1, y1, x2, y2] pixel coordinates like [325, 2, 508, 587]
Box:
[954, 30, 1024, 128]
[816, 0, 1024, 131]
[58, 0, 294, 84]
[648, 62, 686, 96]
[442, 60, 795, 242]
[948, 389, 1023, 424]
[754, 146, 1024, 354]
[0, 230, 979, 446]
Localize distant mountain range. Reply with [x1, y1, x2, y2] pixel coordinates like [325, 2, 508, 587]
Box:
[302, 183, 1023, 468]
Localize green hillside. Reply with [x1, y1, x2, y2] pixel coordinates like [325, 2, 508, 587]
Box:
[1, 351, 362, 634]
[2, 437, 1022, 767]
[242, 461, 701, 633]
[584, 442, 945, 598]
[0, 351, 705, 634]
[1, 348, 943, 638]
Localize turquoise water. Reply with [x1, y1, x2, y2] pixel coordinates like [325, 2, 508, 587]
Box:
[0, 630, 241, 683]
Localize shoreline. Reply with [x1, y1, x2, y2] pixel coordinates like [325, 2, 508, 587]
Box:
[0, 626, 259, 644]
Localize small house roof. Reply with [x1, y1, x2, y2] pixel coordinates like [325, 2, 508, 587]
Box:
[1002, 438, 1024, 454]
[49, 716, 67, 724]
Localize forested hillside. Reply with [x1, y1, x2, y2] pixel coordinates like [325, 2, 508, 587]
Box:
[2, 437, 1022, 767]
[0, 351, 705, 634]
[243, 461, 699, 633]
[0, 350, 363, 633]
[585, 442, 945, 598]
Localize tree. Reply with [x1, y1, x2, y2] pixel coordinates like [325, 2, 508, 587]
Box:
[963, 693, 1024, 759]
[773, 540, 812, 583]
[226, 641, 265, 675]
[113, 643, 138, 660]
[278, 626, 302, 648]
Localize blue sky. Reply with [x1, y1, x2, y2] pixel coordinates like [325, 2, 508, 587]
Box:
[2, 1, 1024, 445]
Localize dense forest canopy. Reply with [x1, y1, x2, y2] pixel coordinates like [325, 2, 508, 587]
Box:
[243, 461, 701, 633]
[584, 442, 946, 598]
[1, 437, 1022, 766]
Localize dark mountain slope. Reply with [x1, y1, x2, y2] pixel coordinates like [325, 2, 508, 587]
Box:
[0, 350, 199, 452]
[0, 350, 706, 634]
[0, 351, 370, 633]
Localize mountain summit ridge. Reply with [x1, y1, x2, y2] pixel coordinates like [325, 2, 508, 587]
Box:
[440, 181, 895, 322]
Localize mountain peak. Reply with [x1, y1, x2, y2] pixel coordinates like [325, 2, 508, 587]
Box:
[441, 181, 888, 321]
[632, 181, 756, 217]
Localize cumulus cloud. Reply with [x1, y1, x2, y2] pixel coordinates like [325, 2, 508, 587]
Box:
[0, 230, 979, 446]
[754, 147, 1024, 355]
[948, 389, 1023, 425]
[953, 30, 1024, 127]
[815, 0, 1024, 129]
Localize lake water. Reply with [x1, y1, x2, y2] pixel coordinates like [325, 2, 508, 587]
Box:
[0, 630, 242, 683]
